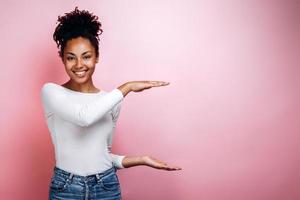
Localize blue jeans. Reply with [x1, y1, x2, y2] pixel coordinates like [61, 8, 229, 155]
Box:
[49, 166, 122, 200]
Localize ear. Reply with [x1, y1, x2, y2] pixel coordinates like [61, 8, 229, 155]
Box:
[96, 56, 99, 63]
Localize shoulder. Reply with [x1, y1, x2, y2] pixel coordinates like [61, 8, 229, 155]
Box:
[41, 82, 64, 91]
[40, 82, 65, 97]
[41, 82, 59, 90]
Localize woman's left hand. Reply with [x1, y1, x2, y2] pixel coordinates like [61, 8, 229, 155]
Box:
[142, 156, 182, 171]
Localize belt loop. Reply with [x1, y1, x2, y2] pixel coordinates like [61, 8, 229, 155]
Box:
[112, 162, 117, 172]
[67, 173, 74, 183]
[69, 173, 74, 180]
[95, 174, 101, 183]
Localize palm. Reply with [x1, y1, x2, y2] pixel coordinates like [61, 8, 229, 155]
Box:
[143, 156, 181, 171]
[130, 81, 169, 92]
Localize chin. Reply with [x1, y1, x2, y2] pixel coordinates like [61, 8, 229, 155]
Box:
[73, 78, 90, 84]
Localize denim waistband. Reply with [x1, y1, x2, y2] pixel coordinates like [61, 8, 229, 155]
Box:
[53, 166, 116, 182]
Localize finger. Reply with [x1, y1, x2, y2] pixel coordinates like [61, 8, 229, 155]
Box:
[156, 160, 176, 168]
[162, 165, 182, 171]
[148, 81, 168, 84]
[160, 166, 178, 171]
[152, 162, 182, 171]
[148, 81, 170, 87]
[158, 163, 171, 168]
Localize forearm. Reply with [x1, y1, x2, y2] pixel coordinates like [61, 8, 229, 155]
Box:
[121, 156, 146, 168]
[117, 83, 131, 97]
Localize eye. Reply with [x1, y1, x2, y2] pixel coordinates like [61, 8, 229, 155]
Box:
[67, 57, 75, 61]
[83, 55, 91, 60]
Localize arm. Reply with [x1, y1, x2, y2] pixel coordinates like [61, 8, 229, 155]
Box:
[41, 81, 169, 126]
[40, 83, 124, 127]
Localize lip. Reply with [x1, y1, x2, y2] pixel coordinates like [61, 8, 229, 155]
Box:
[73, 69, 88, 72]
[72, 69, 88, 78]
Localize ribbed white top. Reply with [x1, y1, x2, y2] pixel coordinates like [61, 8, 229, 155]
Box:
[40, 82, 125, 176]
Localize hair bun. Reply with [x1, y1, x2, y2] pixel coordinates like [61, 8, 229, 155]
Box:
[59, 7, 102, 37]
[53, 7, 103, 57]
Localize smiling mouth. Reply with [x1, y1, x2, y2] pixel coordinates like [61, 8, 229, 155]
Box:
[73, 70, 88, 78]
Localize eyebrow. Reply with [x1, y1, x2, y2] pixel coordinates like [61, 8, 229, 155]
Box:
[66, 51, 92, 56]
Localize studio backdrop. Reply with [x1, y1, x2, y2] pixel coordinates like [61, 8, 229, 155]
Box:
[1, 0, 299, 199]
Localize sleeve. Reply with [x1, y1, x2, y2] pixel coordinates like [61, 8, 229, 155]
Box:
[107, 101, 126, 169]
[40, 83, 124, 127]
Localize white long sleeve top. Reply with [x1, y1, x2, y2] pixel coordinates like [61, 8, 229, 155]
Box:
[40, 82, 125, 176]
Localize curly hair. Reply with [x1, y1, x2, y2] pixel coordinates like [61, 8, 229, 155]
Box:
[53, 7, 103, 58]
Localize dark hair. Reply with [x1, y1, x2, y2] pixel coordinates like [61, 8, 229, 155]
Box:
[53, 7, 103, 58]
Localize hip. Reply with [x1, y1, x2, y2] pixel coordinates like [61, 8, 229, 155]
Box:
[49, 166, 122, 200]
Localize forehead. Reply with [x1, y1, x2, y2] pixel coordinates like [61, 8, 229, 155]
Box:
[64, 37, 95, 54]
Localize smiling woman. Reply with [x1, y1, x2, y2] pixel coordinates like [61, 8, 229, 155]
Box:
[42, 7, 181, 200]
[53, 7, 102, 92]
[62, 37, 98, 84]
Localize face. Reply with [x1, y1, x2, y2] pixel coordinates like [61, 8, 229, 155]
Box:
[62, 37, 99, 84]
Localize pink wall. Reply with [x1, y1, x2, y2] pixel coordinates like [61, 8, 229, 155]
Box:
[1, 0, 299, 199]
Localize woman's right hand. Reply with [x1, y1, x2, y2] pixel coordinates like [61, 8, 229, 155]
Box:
[128, 81, 170, 92]
[118, 81, 170, 97]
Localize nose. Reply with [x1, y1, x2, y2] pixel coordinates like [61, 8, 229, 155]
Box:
[74, 58, 84, 69]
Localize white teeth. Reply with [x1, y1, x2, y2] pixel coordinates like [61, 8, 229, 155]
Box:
[74, 70, 87, 77]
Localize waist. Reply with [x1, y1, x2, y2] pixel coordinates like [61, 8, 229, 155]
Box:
[54, 150, 113, 176]
[53, 165, 117, 182]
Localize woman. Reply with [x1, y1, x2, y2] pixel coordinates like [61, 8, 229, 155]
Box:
[41, 7, 181, 200]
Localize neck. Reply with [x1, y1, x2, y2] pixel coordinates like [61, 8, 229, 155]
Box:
[65, 79, 99, 93]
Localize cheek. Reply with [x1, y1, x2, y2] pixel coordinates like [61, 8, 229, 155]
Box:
[86, 59, 95, 65]
[85, 60, 97, 69]
[88, 67, 95, 76]
[63, 60, 73, 69]
[65, 64, 73, 72]
[87, 64, 96, 75]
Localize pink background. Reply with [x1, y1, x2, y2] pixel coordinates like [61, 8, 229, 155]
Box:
[1, 0, 299, 199]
